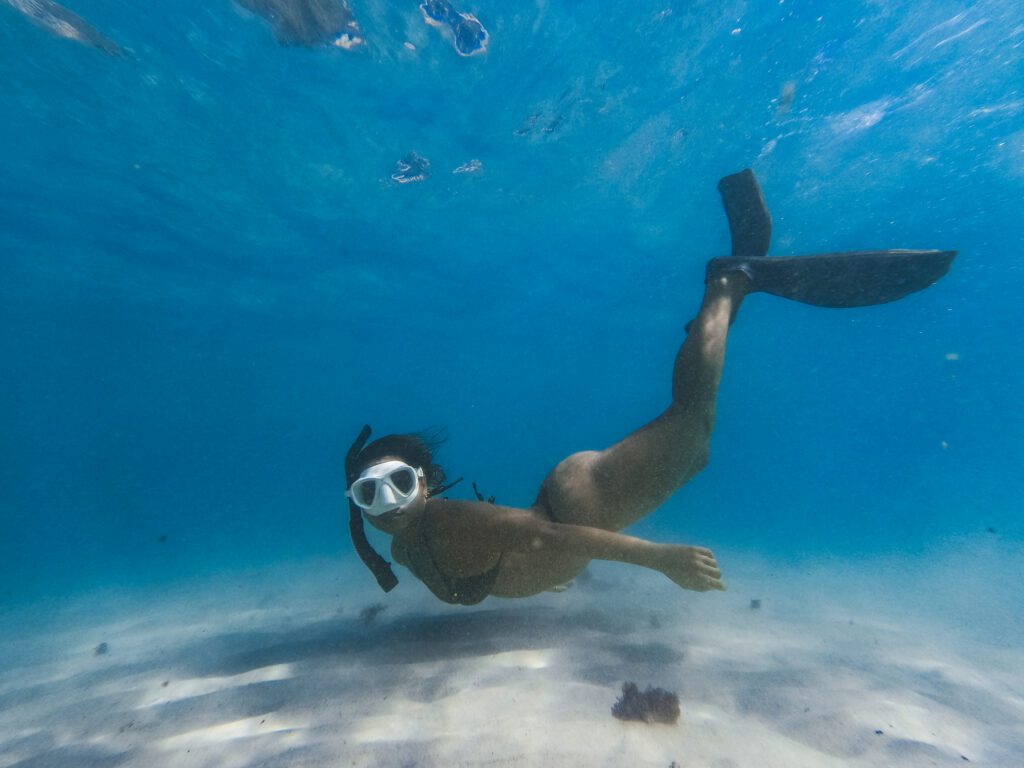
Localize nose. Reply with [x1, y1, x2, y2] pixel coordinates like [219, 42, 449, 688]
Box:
[380, 485, 398, 506]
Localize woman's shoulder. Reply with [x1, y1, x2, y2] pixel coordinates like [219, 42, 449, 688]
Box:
[425, 498, 538, 522]
[424, 497, 503, 525]
[426, 497, 480, 511]
[423, 499, 549, 552]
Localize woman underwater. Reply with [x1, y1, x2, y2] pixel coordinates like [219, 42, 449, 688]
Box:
[344, 170, 956, 606]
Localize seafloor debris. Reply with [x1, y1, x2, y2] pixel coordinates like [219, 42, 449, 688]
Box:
[359, 602, 387, 626]
[94, 642, 109, 656]
[611, 682, 680, 724]
[750, 598, 762, 610]
[392, 152, 430, 183]
[236, 0, 363, 48]
[419, 0, 488, 57]
[5, 0, 122, 55]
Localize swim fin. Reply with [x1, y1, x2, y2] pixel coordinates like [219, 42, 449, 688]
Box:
[707, 250, 957, 308]
[711, 168, 956, 307]
[718, 169, 771, 258]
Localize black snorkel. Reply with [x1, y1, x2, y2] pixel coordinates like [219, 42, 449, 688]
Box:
[345, 424, 399, 592]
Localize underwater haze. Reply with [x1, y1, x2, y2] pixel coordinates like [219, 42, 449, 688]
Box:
[1, 0, 1023, 764]
[3, 0, 1021, 597]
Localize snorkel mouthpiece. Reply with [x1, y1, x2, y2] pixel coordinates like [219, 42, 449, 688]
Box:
[345, 424, 399, 593]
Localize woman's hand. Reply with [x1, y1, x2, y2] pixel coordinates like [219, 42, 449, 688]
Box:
[656, 544, 725, 592]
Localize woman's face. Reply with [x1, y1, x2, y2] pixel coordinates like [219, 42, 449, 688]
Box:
[362, 487, 425, 534]
[357, 456, 427, 535]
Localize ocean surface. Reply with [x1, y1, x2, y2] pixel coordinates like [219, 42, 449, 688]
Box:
[1, 1, 1022, 765]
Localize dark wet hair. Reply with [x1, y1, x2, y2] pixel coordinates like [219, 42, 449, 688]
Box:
[352, 431, 447, 496]
[345, 426, 458, 593]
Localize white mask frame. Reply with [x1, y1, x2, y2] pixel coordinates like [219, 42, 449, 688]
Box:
[346, 460, 425, 516]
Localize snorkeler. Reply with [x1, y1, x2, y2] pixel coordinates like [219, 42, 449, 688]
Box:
[344, 170, 956, 606]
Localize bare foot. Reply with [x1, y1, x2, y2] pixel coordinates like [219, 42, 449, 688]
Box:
[657, 545, 725, 592]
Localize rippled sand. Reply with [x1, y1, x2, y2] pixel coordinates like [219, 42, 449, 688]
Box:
[2, 541, 1021, 767]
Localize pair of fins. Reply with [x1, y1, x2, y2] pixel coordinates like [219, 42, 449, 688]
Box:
[710, 169, 955, 308]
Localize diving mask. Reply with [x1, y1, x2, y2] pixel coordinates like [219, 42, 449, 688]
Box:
[347, 460, 425, 516]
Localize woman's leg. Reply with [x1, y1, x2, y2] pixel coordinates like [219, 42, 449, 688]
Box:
[534, 271, 749, 530]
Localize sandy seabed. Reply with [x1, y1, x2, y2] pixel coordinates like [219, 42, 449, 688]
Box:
[2, 540, 1022, 768]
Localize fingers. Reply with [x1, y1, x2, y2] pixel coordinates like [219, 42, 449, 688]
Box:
[691, 547, 718, 567]
[693, 547, 725, 591]
[697, 556, 720, 576]
[663, 545, 727, 592]
[700, 576, 726, 592]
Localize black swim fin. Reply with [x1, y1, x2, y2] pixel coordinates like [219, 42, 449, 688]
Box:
[711, 168, 956, 307]
[718, 168, 771, 258]
[708, 250, 957, 308]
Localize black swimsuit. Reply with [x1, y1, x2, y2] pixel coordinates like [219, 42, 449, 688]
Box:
[393, 511, 501, 606]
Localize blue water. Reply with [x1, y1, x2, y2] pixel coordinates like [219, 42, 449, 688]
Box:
[1, 0, 1022, 609]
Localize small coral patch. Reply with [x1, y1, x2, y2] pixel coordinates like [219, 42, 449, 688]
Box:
[611, 682, 680, 724]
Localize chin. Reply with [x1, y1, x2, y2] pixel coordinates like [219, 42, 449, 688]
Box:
[364, 508, 412, 534]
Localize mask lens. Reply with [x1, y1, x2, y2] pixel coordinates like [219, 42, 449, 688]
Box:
[354, 479, 378, 507]
[390, 467, 415, 495]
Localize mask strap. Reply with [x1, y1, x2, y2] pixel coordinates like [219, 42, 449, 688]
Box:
[428, 476, 463, 498]
[345, 425, 399, 592]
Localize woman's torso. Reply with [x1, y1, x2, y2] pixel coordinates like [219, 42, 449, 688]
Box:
[391, 499, 590, 603]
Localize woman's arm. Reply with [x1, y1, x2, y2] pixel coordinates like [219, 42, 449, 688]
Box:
[509, 516, 725, 592]
[428, 501, 724, 592]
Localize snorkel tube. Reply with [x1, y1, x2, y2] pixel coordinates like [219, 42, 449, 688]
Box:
[345, 424, 399, 592]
